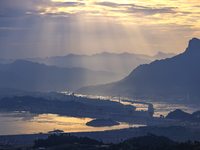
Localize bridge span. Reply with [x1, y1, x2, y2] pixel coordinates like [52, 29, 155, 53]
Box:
[121, 99, 154, 117]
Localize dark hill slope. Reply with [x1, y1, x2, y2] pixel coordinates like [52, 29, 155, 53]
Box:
[0, 60, 123, 91]
[166, 109, 191, 120]
[76, 38, 200, 100]
[20, 52, 176, 76]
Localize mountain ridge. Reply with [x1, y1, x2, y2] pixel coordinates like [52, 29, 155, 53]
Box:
[0, 60, 124, 92]
[0, 51, 177, 76]
[76, 37, 200, 101]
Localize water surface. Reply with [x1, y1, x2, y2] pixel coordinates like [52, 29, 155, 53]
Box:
[0, 111, 145, 135]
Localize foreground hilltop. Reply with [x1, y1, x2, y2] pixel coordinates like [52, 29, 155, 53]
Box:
[77, 38, 200, 101]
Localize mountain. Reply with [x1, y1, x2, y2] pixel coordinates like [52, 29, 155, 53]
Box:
[0, 52, 176, 76]
[0, 60, 123, 92]
[76, 38, 200, 101]
[18, 51, 175, 76]
[153, 51, 176, 59]
[166, 109, 191, 120]
[22, 52, 150, 76]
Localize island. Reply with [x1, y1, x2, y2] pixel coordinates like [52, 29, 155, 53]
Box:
[86, 118, 120, 127]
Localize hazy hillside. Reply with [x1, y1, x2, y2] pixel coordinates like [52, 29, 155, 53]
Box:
[153, 51, 176, 60]
[0, 52, 176, 76]
[21, 52, 151, 76]
[76, 38, 200, 101]
[0, 60, 123, 92]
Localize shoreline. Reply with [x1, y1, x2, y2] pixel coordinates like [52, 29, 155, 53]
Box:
[0, 127, 148, 145]
[1, 124, 200, 146]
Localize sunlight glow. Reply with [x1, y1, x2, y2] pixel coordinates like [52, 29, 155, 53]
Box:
[0, 112, 145, 135]
[1, 0, 199, 58]
[48, 0, 200, 29]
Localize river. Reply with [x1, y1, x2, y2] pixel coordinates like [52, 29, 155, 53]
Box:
[0, 93, 199, 135]
[73, 93, 200, 117]
[0, 111, 145, 135]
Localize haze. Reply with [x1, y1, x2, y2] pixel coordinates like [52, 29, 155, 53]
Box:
[1, 0, 200, 59]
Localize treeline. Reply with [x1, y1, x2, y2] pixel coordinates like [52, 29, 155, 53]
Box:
[110, 133, 200, 150]
[0, 96, 84, 110]
[33, 133, 200, 150]
[0, 95, 136, 114]
[166, 109, 200, 122]
[33, 133, 103, 148]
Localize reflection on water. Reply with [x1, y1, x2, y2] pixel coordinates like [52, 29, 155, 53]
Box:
[1, 93, 199, 135]
[0, 111, 145, 135]
[151, 101, 200, 117]
[68, 92, 200, 117]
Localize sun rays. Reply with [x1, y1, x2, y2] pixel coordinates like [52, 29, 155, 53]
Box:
[0, 0, 199, 58]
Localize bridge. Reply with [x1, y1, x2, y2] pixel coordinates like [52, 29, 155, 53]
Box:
[121, 99, 154, 117]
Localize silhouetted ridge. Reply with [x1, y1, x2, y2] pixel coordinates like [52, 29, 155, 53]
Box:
[153, 51, 176, 59]
[166, 109, 191, 120]
[183, 37, 200, 60]
[0, 60, 124, 91]
[125, 37, 200, 97]
[188, 37, 200, 49]
[76, 38, 200, 100]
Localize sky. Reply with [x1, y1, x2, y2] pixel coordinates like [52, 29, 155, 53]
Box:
[0, 0, 200, 59]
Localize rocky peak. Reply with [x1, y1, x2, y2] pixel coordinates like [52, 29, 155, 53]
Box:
[188, 37, 200, 48]
[184, 38, 200, 58]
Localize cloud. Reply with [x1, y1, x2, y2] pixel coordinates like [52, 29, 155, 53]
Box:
[94, 2, 134, 8]
[0, 27, 28, 30]
[126, 7, 177, 15]
[0, 0, 49, 18]
[0, 0, 87, 20]
[63, 2, 85, 6]
[193, 5, 200, 7]
[0, 0, 200, 59]
[95, 1, 177, 16]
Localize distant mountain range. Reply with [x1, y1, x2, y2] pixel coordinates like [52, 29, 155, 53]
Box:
[0, 51, 176, 76]
[0, 60, 123, 92]
[76, 38, 200, 101]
